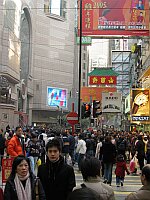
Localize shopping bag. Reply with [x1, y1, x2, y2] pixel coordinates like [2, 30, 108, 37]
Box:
[37, 158, 41, 167]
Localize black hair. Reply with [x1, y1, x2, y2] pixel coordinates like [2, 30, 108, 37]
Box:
[11, 155, 31, 177]
[80, 158, 101, 181]
[46, 138, 61, 152]
[16, 126, 22, 132]
[67, 187, 100, 200]
[142, 165, 150, 183]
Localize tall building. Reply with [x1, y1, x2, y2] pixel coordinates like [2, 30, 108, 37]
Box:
[0, 0, 77, 129]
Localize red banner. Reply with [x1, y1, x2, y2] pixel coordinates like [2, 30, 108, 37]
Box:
[89, 76, 117, 85]
[2, 158, 13, 183]
[81, 87, 117, 102]
[78, 0, 149, 36]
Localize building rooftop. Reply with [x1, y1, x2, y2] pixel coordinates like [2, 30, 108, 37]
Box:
[88, 67, 118, 76]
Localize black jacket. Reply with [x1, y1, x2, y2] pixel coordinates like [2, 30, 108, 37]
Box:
[38, 156, 76, 200]
[4, 173, 46, 200]
[102, 141, 116, 163]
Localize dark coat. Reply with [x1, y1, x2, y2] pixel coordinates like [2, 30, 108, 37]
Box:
[136, 140, 145, 158]
[102, 141, 116, 163]
[37, 156, 76, 200]
[4, 173, 46, 200]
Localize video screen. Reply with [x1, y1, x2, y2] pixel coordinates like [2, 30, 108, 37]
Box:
[47, 87, 67, 108]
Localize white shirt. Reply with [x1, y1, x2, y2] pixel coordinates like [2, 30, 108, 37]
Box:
[76, 139, 87, 154]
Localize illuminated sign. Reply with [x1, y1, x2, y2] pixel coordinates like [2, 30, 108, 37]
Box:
[78, 0, 149, 36]
[131, 89, 150, 123]
[47, 87, 67, 108]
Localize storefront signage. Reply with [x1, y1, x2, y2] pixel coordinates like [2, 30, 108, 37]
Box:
[132, 116, 149, 121]
[102, 92, 122, 113]
[131, 89, 150, 123]
[76, 37, 92, 45]
[89, 76, 117, 85]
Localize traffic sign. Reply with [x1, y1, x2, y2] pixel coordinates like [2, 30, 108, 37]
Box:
[67, 112, 78, 125]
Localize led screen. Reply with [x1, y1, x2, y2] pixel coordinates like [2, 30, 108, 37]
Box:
[47, 87, 67, 108]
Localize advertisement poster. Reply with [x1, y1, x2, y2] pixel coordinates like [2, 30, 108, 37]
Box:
[131, 89, 150, 122]
[78, 0, 149, 36]
[81, 87, 116, 103]
[47, 87, 67, 108]
[102, 92, 122, 113]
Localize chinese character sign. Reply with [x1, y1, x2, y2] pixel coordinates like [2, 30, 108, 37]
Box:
[78, 0, 149, 36]
[89, 76, 117, 85]
[2, 158, 13, 183]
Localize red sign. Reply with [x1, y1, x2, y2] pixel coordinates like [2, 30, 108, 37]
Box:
[81, 87, 117, 103]
[2, 158, 13, 183]
[67, 112, 78, 125]
[78, 0, 149, 36]
[89, 76, 117, 85]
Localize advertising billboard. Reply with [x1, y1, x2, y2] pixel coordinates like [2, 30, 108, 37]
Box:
[81, 87, 116, 103]
[102, 92, 122, 113]
[78, 0, 149, 36]
[47, 87, 67, 108]
[131, 89, 150, 123]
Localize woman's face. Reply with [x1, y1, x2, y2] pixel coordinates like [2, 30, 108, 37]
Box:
[16, 160, 29, 177]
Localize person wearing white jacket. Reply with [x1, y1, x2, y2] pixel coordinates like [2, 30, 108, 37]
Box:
[76, 134, 87, 171]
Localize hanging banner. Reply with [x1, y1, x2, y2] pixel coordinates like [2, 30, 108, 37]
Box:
[78, 0, 149, 36]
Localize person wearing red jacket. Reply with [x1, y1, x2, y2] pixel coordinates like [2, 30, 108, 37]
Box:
[115, 154, 130, 187]
[7, 126, 25, 157]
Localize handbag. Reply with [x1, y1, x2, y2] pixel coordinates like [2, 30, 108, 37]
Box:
[35, 179, 39, 200]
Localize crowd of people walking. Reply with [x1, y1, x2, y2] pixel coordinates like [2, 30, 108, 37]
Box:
[0, 126, 150, 199]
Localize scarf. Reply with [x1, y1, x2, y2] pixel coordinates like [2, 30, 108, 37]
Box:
[14, 172, 32, 200]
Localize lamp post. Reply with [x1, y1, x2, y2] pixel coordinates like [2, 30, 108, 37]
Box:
[78, 0, 82, 121]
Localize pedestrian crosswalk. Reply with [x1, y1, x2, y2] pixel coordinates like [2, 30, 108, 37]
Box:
[74, 168, 142, 200]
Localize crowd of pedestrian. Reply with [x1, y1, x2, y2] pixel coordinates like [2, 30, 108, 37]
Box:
[0, 125, 150, 199]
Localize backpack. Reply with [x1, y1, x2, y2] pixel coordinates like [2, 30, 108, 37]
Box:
[118, 140, 126, 151]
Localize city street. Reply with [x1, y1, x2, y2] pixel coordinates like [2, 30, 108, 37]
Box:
[74, 167, 142, 200]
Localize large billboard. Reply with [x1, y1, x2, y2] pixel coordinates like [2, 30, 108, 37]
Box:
[131, 89, 150, 123]
[81, 87, 116, 102]
[47, 87, 67, 108]
[102, 92, 122, 113]
[78, 0, 149, 36]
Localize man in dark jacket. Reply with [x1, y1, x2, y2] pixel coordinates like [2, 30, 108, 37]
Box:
[101, 136, 116, 185]
[38, 138, 76, 200]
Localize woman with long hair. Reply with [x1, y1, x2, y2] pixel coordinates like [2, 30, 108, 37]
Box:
[4, 155, 46, 200]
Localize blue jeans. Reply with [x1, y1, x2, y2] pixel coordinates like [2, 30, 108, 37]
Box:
[29, 156, 38, 173]
[116, 176, 124, 186]
[104, 163, 113, 184]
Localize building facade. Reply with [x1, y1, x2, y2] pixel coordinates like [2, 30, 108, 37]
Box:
[0, 0, 77, 129]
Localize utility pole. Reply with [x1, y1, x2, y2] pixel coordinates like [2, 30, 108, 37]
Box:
[78, 0, 82, 121]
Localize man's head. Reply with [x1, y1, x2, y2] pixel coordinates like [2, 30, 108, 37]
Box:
[141, 165, 150, 185]
[16, 126, 23, 137]
[46, 138, 61, 162]
[0, 129, 3, 134]
[80, 157, 101, 181]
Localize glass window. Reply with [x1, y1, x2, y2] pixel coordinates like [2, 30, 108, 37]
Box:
[51, 0, 61, 16]
[83, 72, 86, 79]
[83, 63, 86, 70]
